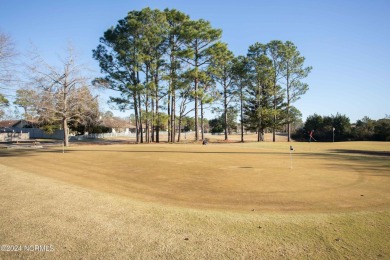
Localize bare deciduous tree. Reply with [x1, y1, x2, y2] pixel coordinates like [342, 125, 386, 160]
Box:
[0, 31, 18, 90]
[27, 45, 96, 146]
[0, 31, 18, 118]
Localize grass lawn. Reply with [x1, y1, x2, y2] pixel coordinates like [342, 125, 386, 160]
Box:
[0, 140, 389, 259]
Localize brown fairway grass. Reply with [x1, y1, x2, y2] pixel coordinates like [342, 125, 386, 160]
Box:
[0, 140, 389, 259]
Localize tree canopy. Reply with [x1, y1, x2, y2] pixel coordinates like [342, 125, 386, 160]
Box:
[292, 114, 390, 142]
[7, 8, 357, 143]
[92, 7, 313, 143]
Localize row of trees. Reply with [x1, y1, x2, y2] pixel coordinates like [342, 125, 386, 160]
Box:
[292, 114, 390, 142]
[3, 11, 389, 145]
[93, 8, 312, 143]
[1, 8, 312, 146]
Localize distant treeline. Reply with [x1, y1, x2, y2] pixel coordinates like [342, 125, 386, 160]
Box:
[292, 114, 390, 142]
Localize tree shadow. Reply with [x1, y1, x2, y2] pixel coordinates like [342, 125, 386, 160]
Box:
[0, 147, 63, 157]
[329, 149, 390, 157]
[306, 149, 390, 176]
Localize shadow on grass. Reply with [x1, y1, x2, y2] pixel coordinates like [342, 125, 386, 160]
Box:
[0, 146, 290, 158]
[306, 150, 390, 176]
[0, 147, 63, 157]
[66, 149, 289, 156]
[1, 146, 389, 176]
[329, 149, 390, 157]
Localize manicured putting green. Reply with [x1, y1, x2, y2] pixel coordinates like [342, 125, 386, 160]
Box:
[1, 141, 389, 212]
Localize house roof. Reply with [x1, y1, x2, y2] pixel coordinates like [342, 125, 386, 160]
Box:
[101, 117, 135, 128]
[0, 120, 39, 128]
[0, 120, 20, 128]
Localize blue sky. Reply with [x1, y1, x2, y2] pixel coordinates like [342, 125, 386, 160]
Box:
[1, 0, 389, 122]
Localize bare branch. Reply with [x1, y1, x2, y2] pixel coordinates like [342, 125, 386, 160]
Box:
[0, 31, 19, 90]
[25, 44, 97, 146]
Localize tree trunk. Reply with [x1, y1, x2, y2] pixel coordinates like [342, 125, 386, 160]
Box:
[168, 38, 175, 143]
[62, 78, 69, 147]
[151, 97, 155, 143]
[194, 77, 198, 141]
[170, 94, 174, 142]
[194, 44, 199, 141]
[138, 93, 143, 143]
[177, 117, 182, 142]
[240, 86, 244, 142]
[155, 74, 160, 143]
[167, 87, 171, 142]
[133, 92, 139, 143]
[145, 94, 150, 143]
[145, 65, 150, 143]
[273, 79, 276, 142]
[177, 98, 186, 143]
[287, 102, 291, 142]
[286, 72, 291, 142]
[201, 100, 204, 140]
[172, 91, 176, 143]
[257, 115, 262, 142]
[224, 86, 228, 141]
[63, 117, 69, 147]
